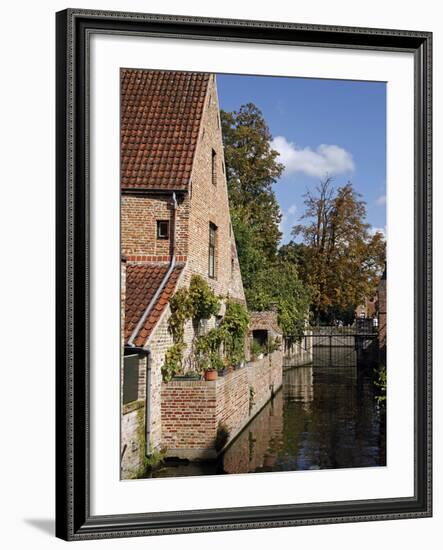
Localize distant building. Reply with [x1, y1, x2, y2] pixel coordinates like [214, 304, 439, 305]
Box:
[249, 310, 282, 356]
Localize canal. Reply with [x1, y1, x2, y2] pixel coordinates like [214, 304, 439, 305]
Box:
[151, 351, 386, 478]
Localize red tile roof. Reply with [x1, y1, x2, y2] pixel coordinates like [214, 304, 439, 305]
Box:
[121, 69, 210, 191]
[124, 262, 184, 347]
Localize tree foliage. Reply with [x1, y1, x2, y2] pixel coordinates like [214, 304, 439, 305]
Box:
[292, 176, 386, 323]
[221, 103, 284, 259]
[247, 261, 311, 342]
[221, 103, 311, 341]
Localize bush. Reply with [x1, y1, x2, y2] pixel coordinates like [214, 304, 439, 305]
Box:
[250, 340, 264, 358]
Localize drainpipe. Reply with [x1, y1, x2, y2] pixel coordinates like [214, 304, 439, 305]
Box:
[145, 349, 152, 456]
[127, 192, 178, 347]
[126, 191, 178, 456]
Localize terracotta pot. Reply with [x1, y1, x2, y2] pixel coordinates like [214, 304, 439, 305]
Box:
[204, 369, 218, 381]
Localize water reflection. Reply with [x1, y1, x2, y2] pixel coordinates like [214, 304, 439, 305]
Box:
[152, 352, 385, 478]
[312, 346, 357, 367]
[284, 365, 314, 405]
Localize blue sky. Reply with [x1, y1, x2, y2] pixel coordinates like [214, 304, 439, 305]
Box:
[216, 74, 386, 244]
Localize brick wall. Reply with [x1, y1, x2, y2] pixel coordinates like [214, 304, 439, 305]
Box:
[161, 381, 218, 459]
[247, 350, 283, 417]
[161, 349, 283, 460]
[121, 193, 190, 258]
[187, 75, 245, 303]
[143, 309, 175, 449]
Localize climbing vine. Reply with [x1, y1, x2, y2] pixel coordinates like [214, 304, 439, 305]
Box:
[219, 299, 250, 367]
[188, 274, 221, 322]
[161, 342, 186, 383]
[168, 288, 193, 343]
[162, 277, 250, 381]
[163, 275, 222, 382]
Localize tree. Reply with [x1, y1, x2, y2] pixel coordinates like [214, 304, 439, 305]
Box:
[278, 241, 309, 282]
[247, 260, 312, 343]
[293, 177, 385, 323]
[221, 103, 284, 259]
[221, 103, 311, 340]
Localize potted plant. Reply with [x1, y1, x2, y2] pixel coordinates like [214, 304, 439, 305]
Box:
[204, 352, 224, 381]
[204, 368, 218, 381]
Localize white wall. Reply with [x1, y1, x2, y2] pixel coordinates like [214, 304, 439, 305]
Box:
[0, 0, 441, 548]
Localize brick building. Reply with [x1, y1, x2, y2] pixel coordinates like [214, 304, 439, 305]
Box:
[120, 70, 249, 476]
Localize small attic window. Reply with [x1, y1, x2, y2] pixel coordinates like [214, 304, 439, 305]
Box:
[156, 220, 169, 240]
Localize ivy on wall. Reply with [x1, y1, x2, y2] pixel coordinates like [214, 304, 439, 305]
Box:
[162, 275, 249, 382]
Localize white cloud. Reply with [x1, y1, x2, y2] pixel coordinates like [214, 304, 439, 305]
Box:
[376, 194, 386, 205]
[272, 136, 355, 178]
[279, 205, 298, 242]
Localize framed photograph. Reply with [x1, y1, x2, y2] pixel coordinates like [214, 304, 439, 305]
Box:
[55, 8, 432, 540]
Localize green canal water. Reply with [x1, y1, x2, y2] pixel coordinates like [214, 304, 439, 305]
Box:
[150, 356, 386, 478]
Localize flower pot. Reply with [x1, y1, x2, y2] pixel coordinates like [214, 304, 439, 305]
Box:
[204, 369, 218, 381]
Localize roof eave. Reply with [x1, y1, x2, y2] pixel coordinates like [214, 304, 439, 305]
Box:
[121, 187, 189, 195]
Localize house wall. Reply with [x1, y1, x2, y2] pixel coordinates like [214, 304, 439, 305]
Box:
[161, 349, 283, 460]
[143, 311, 174, 449]
[120, 351, 147, 479]
[121, 401, 144, 479]
[121, 193, 190, 260]
[120, 76, 245, 304]
[187, 75, 245, 303]
[120, 74, 248, 471]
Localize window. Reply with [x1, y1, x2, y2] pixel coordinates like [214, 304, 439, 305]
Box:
[211, 149, 217, 185]
[156, 220, 169, 240]
[208, 222, 217, 278]
[123, 355, 139, 404]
